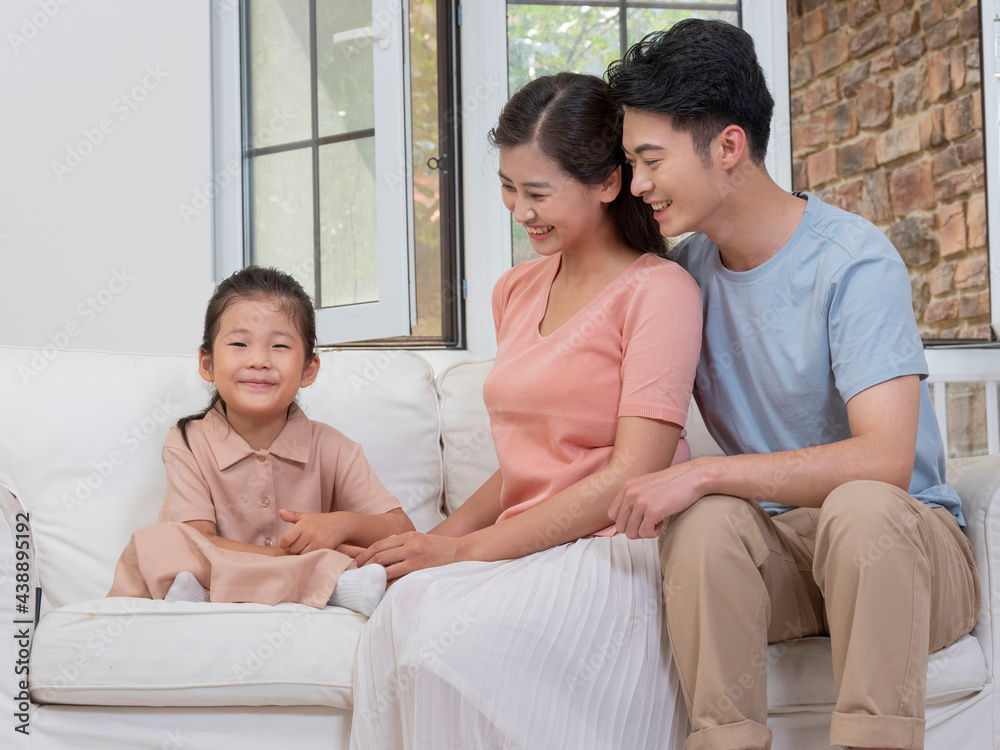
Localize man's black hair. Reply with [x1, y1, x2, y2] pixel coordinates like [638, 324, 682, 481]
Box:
[606, 18, 774, 166]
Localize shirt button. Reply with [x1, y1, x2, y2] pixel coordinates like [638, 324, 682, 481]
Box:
[257, 455, 266, 463]
[262, 498, 270, 507]
[264, 538, 273, 546]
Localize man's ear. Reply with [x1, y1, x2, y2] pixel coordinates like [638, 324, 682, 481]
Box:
[598, 165, 622, 204]
[300, 354, 320, 388]
[198, 349, 215, 384]
[716, 125, 749, 171]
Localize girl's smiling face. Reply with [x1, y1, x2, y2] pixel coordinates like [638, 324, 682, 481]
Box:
[199, 297, 319, 439]
[498, 142, 618, 257]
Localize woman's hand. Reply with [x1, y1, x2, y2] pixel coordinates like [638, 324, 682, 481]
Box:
[356, 532, 464, 581]
[278, 509, 351, 554]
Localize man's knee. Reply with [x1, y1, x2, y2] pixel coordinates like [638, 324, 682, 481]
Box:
[821, 481, 914, 530]
[818, 480, 921, 569]
[659, 494, 766, 566]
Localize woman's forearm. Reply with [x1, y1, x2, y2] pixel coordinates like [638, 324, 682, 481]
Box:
[457, 467, 625, 562]
[341, 508, 414, 547]
[459, 418, 681, 562]
[431, 470, 504, 537]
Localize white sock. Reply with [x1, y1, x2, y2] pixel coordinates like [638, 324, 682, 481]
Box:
[164, 571, 209, 603]
[328, 565, 386, 616]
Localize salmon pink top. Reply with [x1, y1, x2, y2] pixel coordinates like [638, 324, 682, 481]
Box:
[483, 252, 702, 534]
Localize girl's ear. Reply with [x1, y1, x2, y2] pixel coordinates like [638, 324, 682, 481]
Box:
[598, 165, 622, 204]
[300, 354, 320, 388]
[198, 349, 215, 383]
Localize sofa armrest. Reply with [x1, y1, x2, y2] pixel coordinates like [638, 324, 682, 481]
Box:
[947, 456, 1000, 674]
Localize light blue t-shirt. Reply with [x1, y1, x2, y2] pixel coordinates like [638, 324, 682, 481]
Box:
[674, 192, 963, 524]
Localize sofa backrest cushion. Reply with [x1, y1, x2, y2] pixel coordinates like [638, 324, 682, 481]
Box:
[437, 359, 499, 514]
[0, 347, 443, 611]
[436, 359, 723, 513]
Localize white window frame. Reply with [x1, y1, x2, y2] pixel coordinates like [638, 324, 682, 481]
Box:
[983, 0, 1000, 337]
[210, 0, 412, 345]
[459, 0, 791, 359]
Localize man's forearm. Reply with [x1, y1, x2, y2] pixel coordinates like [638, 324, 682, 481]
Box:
[695, 433, 912, 509]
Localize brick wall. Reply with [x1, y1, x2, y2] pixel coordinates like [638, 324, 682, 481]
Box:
[788, 0, 989, 339]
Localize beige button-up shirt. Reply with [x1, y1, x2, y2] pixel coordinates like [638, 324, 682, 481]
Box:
[158, 402, 399, 547]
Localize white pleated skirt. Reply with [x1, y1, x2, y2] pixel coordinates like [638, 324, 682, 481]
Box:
[350, 534, 689, 749]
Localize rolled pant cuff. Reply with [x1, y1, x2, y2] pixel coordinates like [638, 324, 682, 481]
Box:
[685, 720, 772, 750]
[829, 711, 924, 750]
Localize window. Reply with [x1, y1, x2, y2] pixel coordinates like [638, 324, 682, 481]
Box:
[213, 0, 461, 347]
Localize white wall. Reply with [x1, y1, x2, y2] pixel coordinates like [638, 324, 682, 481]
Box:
[0, 0, 215, 357]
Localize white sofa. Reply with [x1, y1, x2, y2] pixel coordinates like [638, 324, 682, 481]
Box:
[0, 345, 995, 750]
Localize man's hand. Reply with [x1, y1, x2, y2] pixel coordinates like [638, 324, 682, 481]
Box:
[278, 509, 352, 554]
[355, 532, 463, 581]
[608, 457, 713, 538]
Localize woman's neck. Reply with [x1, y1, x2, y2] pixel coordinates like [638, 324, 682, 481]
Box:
[557, 224, 639, 282]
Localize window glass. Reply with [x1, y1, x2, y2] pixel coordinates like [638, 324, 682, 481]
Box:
[316, 2, 375, 138]
[247, 0, 312, 146]
[248, 148, 315, 293]
[318, 138, 378, 307]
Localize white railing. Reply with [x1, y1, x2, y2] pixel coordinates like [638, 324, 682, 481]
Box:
[925, 348, 1000, 457]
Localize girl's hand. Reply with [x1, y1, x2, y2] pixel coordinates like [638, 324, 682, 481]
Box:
[356, 532, 464, 581]
[278, 509, 349, 554]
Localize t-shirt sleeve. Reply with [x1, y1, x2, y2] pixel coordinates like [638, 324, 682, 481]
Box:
[827, 252, 928, 403]
[158, 427, 218, 525]
[619, 262, 703, 427]
[330, 439, 401, 516]
[491, 268, 512, 340]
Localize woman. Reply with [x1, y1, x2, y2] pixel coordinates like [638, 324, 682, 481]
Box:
[350, 72, 701, 749]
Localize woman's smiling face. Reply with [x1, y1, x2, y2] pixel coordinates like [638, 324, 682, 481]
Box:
[499, 142, 616, 257]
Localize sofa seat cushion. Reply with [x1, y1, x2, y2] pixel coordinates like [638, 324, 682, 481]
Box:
[766, 634, 987, 712]
[29, 597, 366, 708]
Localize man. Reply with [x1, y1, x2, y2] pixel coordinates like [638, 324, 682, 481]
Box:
[606, 18, 980, 750]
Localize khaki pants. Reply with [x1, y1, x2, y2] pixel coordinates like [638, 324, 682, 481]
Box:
[658, 481, 980, 750]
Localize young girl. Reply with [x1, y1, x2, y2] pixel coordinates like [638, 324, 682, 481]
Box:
[350, 73, 700, 748]
[108, 266, 414, 615]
